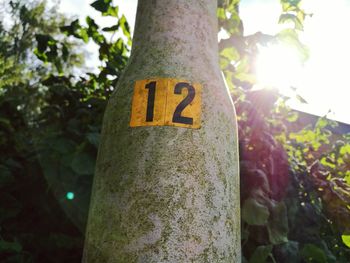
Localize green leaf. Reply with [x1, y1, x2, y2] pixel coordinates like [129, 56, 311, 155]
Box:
[62, 43, 69, 61]
[60, 19, 81, 36]
[90, 0, 112, 13]
[49, 138, 76, 154]
[86, 132, 100, 148]
[102, 24, 119, 32]
[40, 151, 60, 181]
[105, 5, 118, 17]
[290, 130, 316, 144]
[277, 29, 309, 62]
[340, 144, 350, 155]
[91, 0, 118, 17]
[279, 13, 303, 30]
[287, 111, 298, 122]
[0, 239, 22, 253]
[280, 0, 301, 12]
[217, 7, 226, 20]
[301, 244, 327, 263]
[0, 193, 22, 222]
[242, 198, 270, 225]
[34, 34, 59, 63]
[249, 245, 273, 263]
[86, 16, 99, 30]
[342, 234, 350, 248]
[0, 117, 13, 131]
[296, 94, 308, 104]
[0, 165, 14, 185]
[315, 117, 328, 129]
[71, 152, 95, 175]
[267, 202, 289, 244]
[78, 28, 89, 43]
[34, 35, 49, 62]
[35, 34, 51, 52]
[275, 241, 300, 263]
[119, 15, 131, 39]
[242, 226, 249, 241]
[220, 47, 240, 61]
[345, 174, 350, 184]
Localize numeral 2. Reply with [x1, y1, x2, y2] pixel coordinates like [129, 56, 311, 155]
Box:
[172, 82, 195, 125]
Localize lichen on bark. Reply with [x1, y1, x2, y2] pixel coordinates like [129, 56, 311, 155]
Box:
[83, 0, 241, 262]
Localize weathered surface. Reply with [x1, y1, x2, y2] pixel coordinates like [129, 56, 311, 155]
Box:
[83, 0, 241, 262]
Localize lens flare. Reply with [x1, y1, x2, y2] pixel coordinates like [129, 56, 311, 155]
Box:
[66, 192, 75, 200]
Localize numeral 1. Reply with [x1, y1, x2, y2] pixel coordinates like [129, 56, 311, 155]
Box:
[145, 81, 156, 122]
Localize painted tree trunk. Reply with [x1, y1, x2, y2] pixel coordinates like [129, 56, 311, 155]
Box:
[83, 0, 240, 262]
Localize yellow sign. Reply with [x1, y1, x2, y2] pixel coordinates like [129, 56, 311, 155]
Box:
[130, 78, 202, 129]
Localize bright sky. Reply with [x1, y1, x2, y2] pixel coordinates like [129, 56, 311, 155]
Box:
[59, 0, 350, 124]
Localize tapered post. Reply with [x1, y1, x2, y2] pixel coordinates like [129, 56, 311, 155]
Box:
[83, 0, 240, 262]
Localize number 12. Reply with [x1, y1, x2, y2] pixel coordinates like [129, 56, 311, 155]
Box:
[130, 78, 201, 129]
[145, 81, 195, 125]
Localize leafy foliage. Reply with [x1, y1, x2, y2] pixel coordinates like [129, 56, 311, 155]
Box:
[218, 1, 350, 262]
[0, 0, 349, 262]
[0, 0, 129, 261]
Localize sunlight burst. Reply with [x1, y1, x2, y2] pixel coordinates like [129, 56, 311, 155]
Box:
[255, 44, 303, 94]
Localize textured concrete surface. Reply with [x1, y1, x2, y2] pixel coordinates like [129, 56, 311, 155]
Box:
[83, 0, 241, 262]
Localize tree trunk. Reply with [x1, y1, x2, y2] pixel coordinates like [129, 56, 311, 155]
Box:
[83, 0, 240, 262]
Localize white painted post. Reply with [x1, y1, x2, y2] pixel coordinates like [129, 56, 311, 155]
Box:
[83, 0, 240, 262]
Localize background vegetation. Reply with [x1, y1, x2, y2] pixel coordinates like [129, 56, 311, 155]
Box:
[0, 0, 349, 262]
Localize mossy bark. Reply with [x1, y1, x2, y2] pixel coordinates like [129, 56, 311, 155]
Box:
[83, 0, 241, 262]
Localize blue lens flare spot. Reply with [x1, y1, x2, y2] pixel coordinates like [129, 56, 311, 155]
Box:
[66, 192, 75, 200]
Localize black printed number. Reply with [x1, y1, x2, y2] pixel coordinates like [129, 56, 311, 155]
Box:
[172, 82, 195, 125]
[144, 81, 195, 125]
[145, 81, 156, 122]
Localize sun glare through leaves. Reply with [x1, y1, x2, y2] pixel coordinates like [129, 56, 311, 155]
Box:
[254, 0, 350, 124]
[256, 44, 302, 94]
